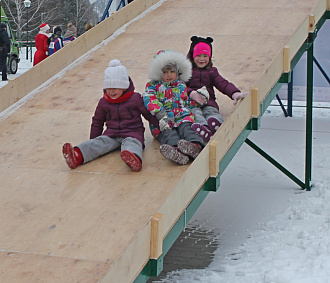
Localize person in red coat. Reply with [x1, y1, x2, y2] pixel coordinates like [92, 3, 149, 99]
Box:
[33, 23, 51, 66]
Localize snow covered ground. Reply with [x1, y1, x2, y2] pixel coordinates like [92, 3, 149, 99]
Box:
[156, 105, 330, 283]
[3, 47, 330, 283]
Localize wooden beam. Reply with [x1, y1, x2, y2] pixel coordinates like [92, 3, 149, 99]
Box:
[209, 141, 219, 177]
[150, 213, 163, 259]
[283, 45, 291, 73]
[309, 14, 315, 32]
[251, 87, 260, 118]
[327, 0, 330, 10]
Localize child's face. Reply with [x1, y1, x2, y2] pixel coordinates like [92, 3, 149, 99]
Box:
[105, 88, 125, 99]
[162, 67, 178, 83]
[194, 54, 210, 68]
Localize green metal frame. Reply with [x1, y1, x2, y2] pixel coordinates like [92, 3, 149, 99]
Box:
[134, 11, 329, 282]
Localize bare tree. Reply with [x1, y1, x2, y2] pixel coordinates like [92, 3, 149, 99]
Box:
[2, 0, 60, 40]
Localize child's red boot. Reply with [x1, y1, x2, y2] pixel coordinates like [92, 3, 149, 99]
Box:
[62, 143, 83, 169]
[120, 150, 142, 172]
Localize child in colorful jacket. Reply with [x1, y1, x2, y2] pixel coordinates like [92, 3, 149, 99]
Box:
[143, 50, 205, 165]
[62, 60, 157, 172]
[187, 36, 249, 141]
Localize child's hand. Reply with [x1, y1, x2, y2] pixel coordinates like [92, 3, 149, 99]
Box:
[232, 91, 249, 105]
[190, 90, 208, 106]
[159, 115, 172, 132]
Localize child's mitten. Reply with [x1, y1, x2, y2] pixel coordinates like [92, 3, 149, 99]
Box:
[159, 115, 172, 132]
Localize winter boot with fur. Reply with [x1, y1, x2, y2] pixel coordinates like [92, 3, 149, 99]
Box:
[120, 150, 142, 172]
[62, 143, 83, 169]
[177, 139, 202, 159]
[191, 123, 213, 142]
[160, 144, 189, 165]
[207, 117, 222, 133]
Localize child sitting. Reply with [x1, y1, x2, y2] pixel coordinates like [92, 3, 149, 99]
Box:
[143, 50, 205, 165]
[62, 59, 157, 172]
[187, 36, 249, 141]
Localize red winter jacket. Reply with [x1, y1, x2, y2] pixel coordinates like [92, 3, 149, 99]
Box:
[187, 67, 240, 110]
[90, 79, 157, 147]
[33, 33, 49, 66]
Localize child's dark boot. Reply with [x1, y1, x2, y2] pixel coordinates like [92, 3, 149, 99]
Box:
[160, 144, 189, 165]
[207, 117, 222, 133]
[191, 123, 213, 141]
[177, 139, 202, 159]
[120, 150, 142, 172]
[62, 143, 83, 169]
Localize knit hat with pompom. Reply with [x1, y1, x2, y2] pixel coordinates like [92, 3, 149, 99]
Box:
[103, 60, 130, 89]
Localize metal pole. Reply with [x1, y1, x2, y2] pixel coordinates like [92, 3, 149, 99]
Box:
[26, 8, 28, 60]
[287, 71, 293, 117]
[305, 36, 314, 191]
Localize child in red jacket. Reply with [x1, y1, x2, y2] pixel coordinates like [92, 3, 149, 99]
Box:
[187, 36, 249, 141]
[62, 60, 157, 172]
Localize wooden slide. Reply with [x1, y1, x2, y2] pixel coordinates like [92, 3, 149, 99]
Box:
[0, 0, 328, 282]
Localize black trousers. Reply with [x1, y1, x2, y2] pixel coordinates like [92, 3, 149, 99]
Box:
[0, 53, 7, 80]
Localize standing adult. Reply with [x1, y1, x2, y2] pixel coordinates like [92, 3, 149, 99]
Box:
[33, 23, 51, 66]
[63, 23, 77, 45]
[0, 23, 10, 81]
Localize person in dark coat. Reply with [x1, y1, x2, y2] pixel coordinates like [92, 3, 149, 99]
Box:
[0, 23, 11, 81]
[62, 59, 157, 172]
[187, 36, 249, 141]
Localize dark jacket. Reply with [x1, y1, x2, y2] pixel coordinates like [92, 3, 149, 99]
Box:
[187, 67, 240, 110]
[0, 27, 10, 54]
[90, 79, 157, 147]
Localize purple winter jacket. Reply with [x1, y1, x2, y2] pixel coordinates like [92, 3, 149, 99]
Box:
[90, 79, 157, 147]
[187, 67, 240, 110]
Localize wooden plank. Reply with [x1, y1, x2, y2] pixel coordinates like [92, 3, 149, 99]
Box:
[209, 141, 220, 177]
[283, 45, 291, 73]
[251, 87, 260, 117]
[150, 213, 164, 259]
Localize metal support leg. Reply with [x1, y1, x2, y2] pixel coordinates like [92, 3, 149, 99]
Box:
[305, 35, 314, 191]
[287, 71, 293, 117]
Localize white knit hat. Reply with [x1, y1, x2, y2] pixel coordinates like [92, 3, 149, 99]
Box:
[103, 60, 130, 89]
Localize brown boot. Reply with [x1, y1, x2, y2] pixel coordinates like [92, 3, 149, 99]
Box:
[177, 139, 202, 159]
[160, 144, 189, 165]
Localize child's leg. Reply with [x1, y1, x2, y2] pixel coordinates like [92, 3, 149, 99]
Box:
[191, 107, 212, 141]
[78, 135, 120, 163]
[203, 106, 224, 133]
[191, 107, 207, 125]
[120, 137, 143, 172]
[177, 122, 204, 159]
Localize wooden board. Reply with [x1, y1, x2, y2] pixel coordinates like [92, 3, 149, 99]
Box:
[0, 0, 327, 282]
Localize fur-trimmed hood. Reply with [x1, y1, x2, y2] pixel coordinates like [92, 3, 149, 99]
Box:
[148, 50, 192, 82]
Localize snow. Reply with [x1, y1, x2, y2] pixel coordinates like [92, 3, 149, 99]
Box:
[155, 105, 330, 283]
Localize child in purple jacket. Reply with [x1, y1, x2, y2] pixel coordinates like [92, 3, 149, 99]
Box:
[187, 36, 249, 141]
[62, 59, 157, 172]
